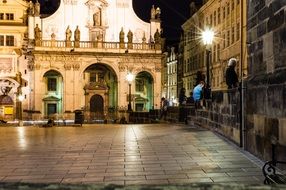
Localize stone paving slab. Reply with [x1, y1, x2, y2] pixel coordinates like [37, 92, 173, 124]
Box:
[0, 124, 268, 186]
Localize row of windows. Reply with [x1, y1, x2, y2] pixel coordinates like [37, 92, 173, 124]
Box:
[0, 35, 14, 46]
[184, 52, 204, 73]
[167, 64, 177, 74]
[222, 22, 240, 48]
[0, 13, 14, 20]
[184, 79, 194, 91]
[206, 0, 240, 27]
[168, 77, 177, 86]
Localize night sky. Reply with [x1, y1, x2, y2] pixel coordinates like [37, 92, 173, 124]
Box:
[37, 0, 203, 46]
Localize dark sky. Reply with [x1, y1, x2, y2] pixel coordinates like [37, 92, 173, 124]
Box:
[38, 0, 201, 46]
[132, 0, 191, 46]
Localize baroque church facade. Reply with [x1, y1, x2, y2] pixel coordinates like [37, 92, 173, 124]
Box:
[0, 0, 162, 121]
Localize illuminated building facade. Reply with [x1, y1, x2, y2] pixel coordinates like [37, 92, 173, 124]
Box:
[0, 0, 29, 121]
[1, 0, 162, 121]
[166, 47, 178, 106]
[182, 0, 247, 92]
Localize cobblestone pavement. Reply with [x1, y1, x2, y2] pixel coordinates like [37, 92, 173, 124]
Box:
[0, 124, 264, 185]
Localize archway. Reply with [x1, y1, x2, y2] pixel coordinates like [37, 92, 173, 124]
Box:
[83, 63, 118, 121]
[135, 71, 154, 111]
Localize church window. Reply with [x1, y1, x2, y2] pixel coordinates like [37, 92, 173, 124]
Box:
[90, 72, 96, 82]
[136, 78, 144, 92]
[6, 35, 14, 46]
[48, 78, 57, 91]
[6, 13, 14, 20]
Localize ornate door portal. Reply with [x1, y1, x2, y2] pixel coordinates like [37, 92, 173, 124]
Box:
[90, 94, 104, 120]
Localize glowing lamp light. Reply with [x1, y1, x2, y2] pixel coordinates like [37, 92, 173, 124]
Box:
[202, 29, 214, 45]
[18, 94, 24, 102]
[126, 72, 134, 83]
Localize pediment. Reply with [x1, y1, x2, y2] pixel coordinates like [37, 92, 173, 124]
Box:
[85, 0, 108, 7]
[42, 96, 61, 101]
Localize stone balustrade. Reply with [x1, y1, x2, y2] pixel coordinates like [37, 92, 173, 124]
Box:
[35, 40, 161, 52]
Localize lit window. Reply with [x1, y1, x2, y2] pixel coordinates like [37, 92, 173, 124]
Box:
[6, 13, 14, 20]
[48, 78, 57, 91]
[0, 35, 4, 46]
[6, 35, 14, 46]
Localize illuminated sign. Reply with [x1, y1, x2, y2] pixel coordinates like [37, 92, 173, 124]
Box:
[4, 106, 13, 115]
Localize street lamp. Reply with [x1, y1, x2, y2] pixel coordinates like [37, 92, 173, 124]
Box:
[126, 72, 134, 112]
[17, 93, 24, 126]
[202, 28, 214, 99]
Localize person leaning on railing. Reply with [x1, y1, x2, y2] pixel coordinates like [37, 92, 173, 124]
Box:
[193, 81, 205, 109]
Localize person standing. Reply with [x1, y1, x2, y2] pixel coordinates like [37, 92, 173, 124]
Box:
[193, 81, 205, 109]
[160, 97, 169, 121]
[226, 58, 239, 89]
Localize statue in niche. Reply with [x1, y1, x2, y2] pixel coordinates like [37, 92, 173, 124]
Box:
[66, 26, 72, 41]
[93, 9, 101, 26]
[74, 26, 80, 41]
[154, 29, 160, 44]
[28, 1, 34, 15]
[127, 30, 133, 43]
[151, 5, 156, 19]
[34, 0, 40, 16]
[155, 7, 161, 19]
[119, 27, 124, 43]
[34, 24, 41, 41]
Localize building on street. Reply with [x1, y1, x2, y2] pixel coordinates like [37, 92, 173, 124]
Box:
[0, 0, 163, 121]
[0, 0, 29, 121]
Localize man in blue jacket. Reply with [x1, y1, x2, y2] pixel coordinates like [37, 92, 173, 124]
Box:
[193, 81, 205, 109]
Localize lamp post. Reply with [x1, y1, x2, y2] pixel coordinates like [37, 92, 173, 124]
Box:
[17, 93, 24, 126]
[126, 72, 134, 112]
[202, 28, 214, 99]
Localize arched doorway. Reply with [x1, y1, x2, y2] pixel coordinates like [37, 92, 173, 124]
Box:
[83, 63, 118, 121]
[135, 71, 154, 111]
[90, 94, 104, 116]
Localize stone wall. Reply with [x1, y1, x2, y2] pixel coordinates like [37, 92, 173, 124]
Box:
[246, 0, 286, 161]
[189, 89, 241, 145]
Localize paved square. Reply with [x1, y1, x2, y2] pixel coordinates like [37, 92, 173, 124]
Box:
[0, 124, 264, 185]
